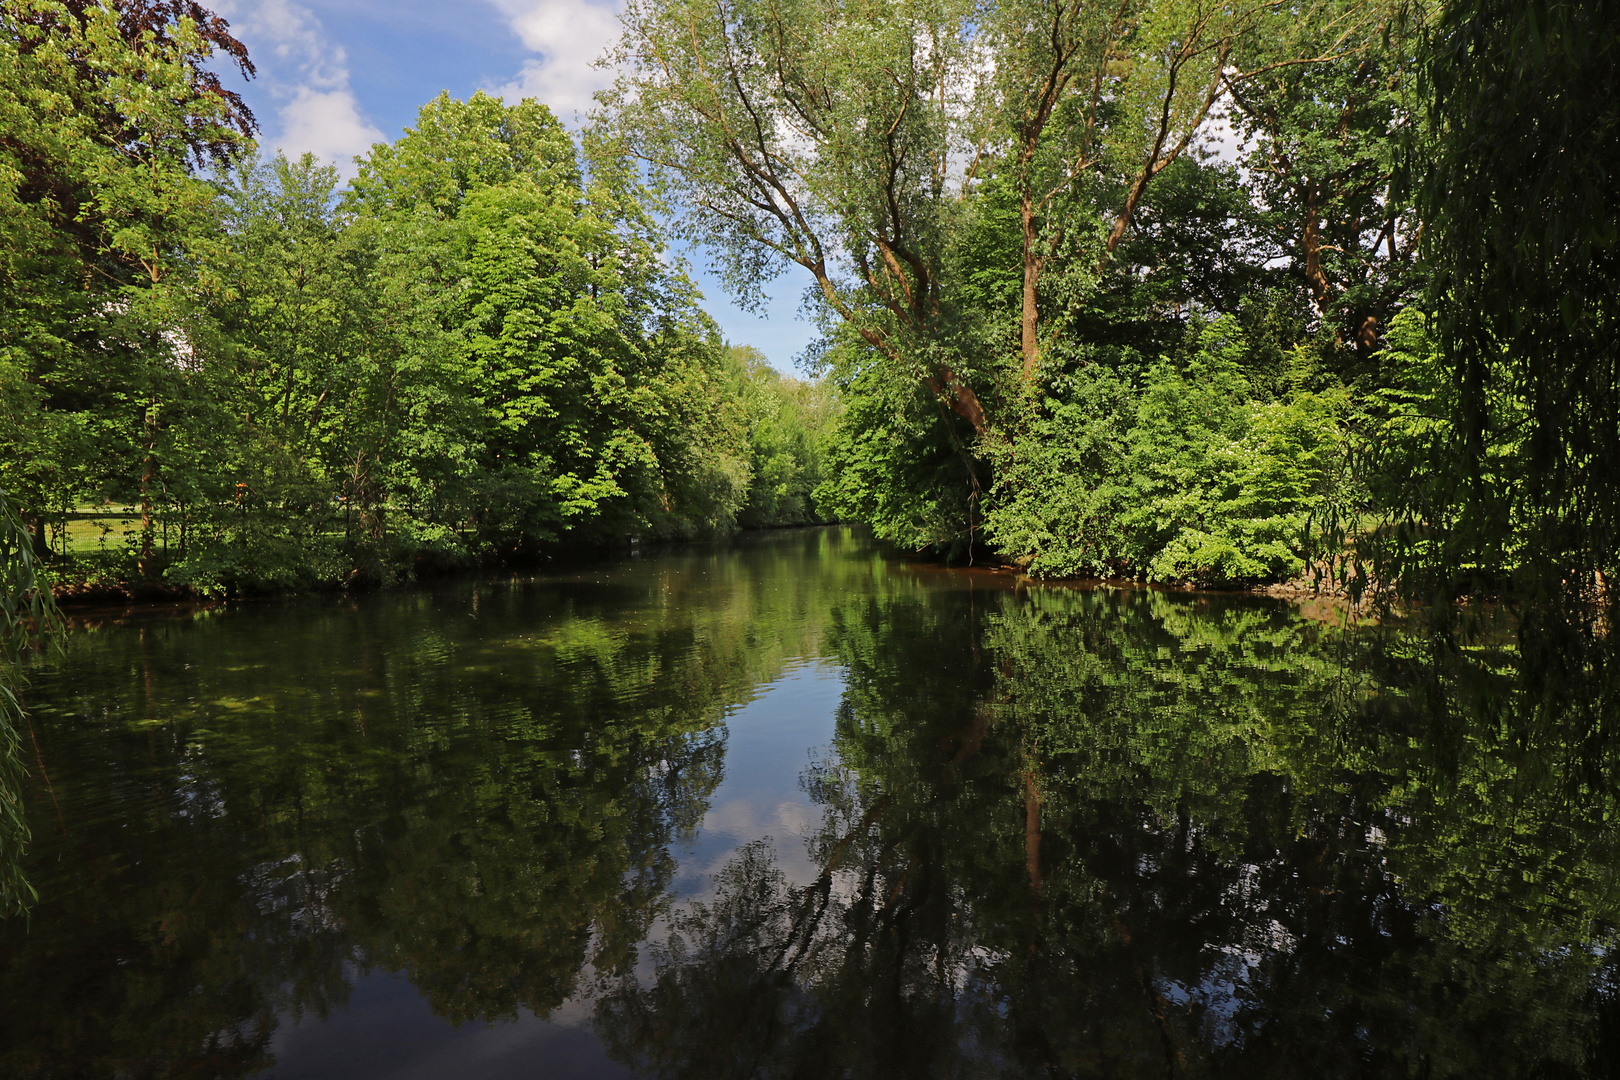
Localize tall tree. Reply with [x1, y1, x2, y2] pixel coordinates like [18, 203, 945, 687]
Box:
[601, 0, 1390, 417]
[0, 0, 255, 568]
[1224, 4, 1425, 357]
[348, 91, 756, 553]
[978, 0, 1388, 382]
[601, 0, 988, 433]
[1419, 0, 1620, 603]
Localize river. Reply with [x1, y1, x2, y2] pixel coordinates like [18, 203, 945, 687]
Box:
[2, 526, 1617, 1078]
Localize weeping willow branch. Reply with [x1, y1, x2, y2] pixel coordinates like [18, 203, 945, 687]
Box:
[0, 486, 61, 919]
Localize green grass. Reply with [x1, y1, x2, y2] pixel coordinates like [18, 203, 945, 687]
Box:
[57, 512, 139, 556]
[44, 505, 191, 561]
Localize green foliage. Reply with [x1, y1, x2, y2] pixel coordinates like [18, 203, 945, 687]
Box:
[3, 51, 836, 596]
[815, 342, 980, 555]
[0, 0, 254, 574]
[603, 0, 1414, 584]
[984, 319, 1347, 584]
[725, 346, 838, 529]
[0, 486, 58, 918]
[978, 364, 1135, 576]
[1225, 4, 1423, 353]
[349, 90, 578, 216]
[1123, 358, 1343, 584]
[1419, 0, 1620, 603]
[10, 0, 1616, 614]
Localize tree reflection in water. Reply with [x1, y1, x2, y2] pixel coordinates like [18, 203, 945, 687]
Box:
[596, 584, 1620, 1079]
[0, 534, 853, 1077]
[2, 531, 1619, 1078]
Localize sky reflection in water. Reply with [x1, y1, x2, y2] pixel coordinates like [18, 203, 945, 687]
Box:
[269, 665, 842, 1080]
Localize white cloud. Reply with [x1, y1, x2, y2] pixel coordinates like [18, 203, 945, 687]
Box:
[214, 0, 386, 175]
[276, 87, 386, 169]
[484, 0, 623, 122]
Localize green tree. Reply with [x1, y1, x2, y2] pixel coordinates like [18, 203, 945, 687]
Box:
[348, 91, 761, 557]
[0, 0, 254, 576]
[1417, 0, 1620, 607]
[599, 0, 991, 439]
[1224, 5, 1427, 359]
[602, 0, 1407, 570]
[724, 346, 837, 528]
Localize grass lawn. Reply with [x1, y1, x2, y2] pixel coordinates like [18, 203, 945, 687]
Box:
[49, 506, 190, 562]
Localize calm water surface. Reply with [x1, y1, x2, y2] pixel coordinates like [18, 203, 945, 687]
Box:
[3, 527, 1618, 1078]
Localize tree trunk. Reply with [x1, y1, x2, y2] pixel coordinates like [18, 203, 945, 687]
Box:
[1020, 193, 1043, 382]
[18, 508, 50, 559]
[1356, 312, 1379, 352]
[924, 366, 986, 435]
[1024, 767, 1044, 898]
[1302, 186, 1331, 313]
[137, 403, 158, 578]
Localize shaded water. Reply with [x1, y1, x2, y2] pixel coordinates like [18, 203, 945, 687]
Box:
[3, 527, 1619, 1078]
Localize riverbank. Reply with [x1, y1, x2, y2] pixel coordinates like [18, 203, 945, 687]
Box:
[42, 523, 842, 608]
[45, 527, 1387, 642]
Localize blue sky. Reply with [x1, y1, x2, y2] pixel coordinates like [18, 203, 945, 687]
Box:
[211, 0, 816, 372]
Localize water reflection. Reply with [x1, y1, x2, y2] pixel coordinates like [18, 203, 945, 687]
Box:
[0, 532, 857, 1077]
[2, 529, 1619, 1077]
[600, 583, 1620, 1078]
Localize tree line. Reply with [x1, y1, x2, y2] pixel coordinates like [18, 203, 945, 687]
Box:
[0, 0, 1610, 724]
[0, 1, 835, 599]
[603, 0, 1619, 608]
[4, 0, 1617, 604]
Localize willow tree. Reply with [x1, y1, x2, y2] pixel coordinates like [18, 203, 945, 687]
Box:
[600, 0, 988, 434]
[599, 0, 1391, 428]
[0, 489, 57, 918]
[1419, 0, 1620, 608]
